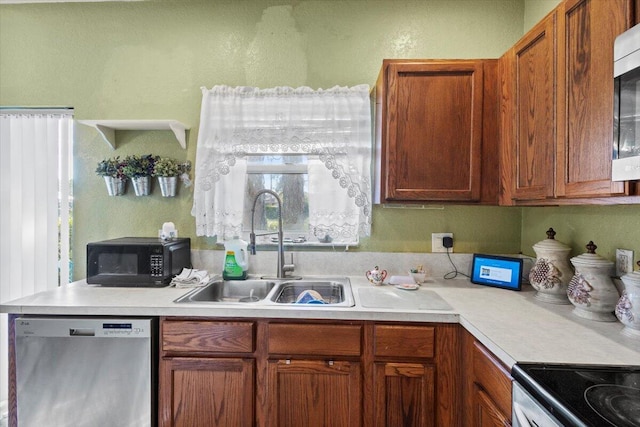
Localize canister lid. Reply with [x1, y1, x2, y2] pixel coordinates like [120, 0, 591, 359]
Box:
[570, 241, 614, 267]
[621, 261, 640, 285]
[532, 228, 571, 253]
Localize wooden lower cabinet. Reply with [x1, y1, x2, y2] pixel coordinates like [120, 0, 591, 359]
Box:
[159, 318, 461, 427]
[159, 357, 255, 427]
[462, 329, 513, 427]
[266, 359, 362, 427]
[473, 386, 511, 427]
[373, 362, 435, 427]
[159, 319, 257, 427]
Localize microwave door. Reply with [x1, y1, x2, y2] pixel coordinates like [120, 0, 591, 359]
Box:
[612, 23, 640, 181]
[612, 67, 640, 181]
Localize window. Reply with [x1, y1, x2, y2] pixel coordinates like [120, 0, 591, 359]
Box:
[244, 155, 309, 243]
[0, 108, 73, 413]
[192, 85, 372, 246]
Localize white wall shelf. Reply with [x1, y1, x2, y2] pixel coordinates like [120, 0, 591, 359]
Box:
[78, 119, 189, 149]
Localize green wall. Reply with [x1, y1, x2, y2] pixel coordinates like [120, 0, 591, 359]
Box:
[3, 1, 636, 279]
[523, 0, 560, 32]
[521, 205, 640, 262]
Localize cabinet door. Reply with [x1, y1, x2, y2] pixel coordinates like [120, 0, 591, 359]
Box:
[383, 61, 483, 201]
[556, 0, 632, 197]
[373, 362, 436, 427]
[159, 357, 254, 427]
[505, 12, 557, 202]
[266, 359, 362, 427]
[473, 386, 511, 427]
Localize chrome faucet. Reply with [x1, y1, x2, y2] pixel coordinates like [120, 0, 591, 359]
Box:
[249, 189, 295, 279]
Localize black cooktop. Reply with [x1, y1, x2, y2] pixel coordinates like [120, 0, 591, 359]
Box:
[512, 363, 640, 427]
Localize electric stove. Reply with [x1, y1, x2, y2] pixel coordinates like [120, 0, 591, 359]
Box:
[512, 363, 640, 427]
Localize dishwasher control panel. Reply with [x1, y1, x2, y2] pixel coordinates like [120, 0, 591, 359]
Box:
[15, 317, 153, 338]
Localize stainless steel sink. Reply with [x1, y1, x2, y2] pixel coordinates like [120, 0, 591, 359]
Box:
[174, 279, 276, 303]
[174, 277, 355, 307]
[269, 280, 351, 306]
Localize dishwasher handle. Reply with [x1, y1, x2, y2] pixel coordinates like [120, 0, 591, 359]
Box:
[69, 328, 95, 336]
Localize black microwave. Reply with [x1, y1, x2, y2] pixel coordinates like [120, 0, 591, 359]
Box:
[86, 237, 191, 287]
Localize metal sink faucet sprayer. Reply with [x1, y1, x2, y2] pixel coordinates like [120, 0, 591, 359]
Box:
[249, 189, 295, 279]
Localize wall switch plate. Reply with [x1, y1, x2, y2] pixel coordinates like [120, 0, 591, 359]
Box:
[432, 233, 453, 253]
[616, 249, 634, 277]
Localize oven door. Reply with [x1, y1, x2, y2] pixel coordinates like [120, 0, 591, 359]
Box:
[512, 382, 563, 427]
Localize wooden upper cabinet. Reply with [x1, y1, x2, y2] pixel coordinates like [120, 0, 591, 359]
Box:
[377, 60, 486, 202]
[556, 0, 632, 198]
[501, 0, 637, 204]
[502, 11, 557, 203]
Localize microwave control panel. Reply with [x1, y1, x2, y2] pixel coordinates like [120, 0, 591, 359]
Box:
[150, 254, 164, 276]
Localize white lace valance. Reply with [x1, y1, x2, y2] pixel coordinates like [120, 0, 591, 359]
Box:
[191, 84, 372, 243]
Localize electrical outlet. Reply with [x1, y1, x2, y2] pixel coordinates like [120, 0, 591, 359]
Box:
[432, 232, 453, 253]
[616, 249, 634, 277]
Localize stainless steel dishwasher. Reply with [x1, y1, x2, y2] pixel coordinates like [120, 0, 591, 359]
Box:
[15, 317, 157, 427]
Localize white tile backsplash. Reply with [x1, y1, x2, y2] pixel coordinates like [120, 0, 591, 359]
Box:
[192, 249, 475, 280]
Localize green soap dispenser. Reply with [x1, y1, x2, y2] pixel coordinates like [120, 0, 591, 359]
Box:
[222, 237, 248, 280]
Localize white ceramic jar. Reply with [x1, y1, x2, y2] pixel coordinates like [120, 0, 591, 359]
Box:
[529, 228, 573, 304]
[567, 241, 618, 322]
[615, 261, 640, 337]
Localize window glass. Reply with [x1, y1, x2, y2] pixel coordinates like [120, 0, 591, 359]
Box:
[244, 155, 309, 243]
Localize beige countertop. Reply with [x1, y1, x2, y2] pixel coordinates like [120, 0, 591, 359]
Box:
[2, 276, 639, 368]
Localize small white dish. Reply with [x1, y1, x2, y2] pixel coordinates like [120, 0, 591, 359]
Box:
[394, 283, 419, 291]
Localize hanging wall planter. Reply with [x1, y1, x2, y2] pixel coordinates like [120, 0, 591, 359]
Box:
[96, 156, 127, 196]
[131, 176, 151, 196]
[157, 176, 177, 197]
[122, 154, 157, 197]
[153, 157, 191, 197]
[103, 176, 126, 196]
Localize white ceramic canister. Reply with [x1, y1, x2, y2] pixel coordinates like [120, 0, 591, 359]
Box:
[567, 241, 618, 322]
[529, 228, 573, 304]
[615, 261, 640, 338]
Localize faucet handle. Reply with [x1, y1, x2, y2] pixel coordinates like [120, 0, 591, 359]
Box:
[283, 253, 295, 274]
[249, 232, 257, 255]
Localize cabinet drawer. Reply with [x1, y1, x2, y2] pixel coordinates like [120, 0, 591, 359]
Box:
[268, 323, 362, 356]
[162, 320, 254, 354]
[472, 341, 512, 417]
[374, 325, 435, 358]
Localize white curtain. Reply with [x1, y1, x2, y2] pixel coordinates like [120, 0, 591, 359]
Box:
[0, 109, 73, 413]
[191, 85, 372, 243]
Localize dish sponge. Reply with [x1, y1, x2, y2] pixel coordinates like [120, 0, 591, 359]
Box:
[295, 290, 327, 304]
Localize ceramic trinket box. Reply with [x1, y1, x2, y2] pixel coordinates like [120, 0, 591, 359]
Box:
[529, 228, 573, 304]
[567, 241, 618, 322]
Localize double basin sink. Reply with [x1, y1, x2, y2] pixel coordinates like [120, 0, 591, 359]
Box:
[174, 276, 355, 307]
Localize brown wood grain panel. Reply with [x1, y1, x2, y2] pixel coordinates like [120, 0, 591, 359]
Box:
[481, 59, 501, 204]
[474, 386, 511, 427]
[434, 323, 462, 427]
[267, 323, 362, 356]
[267, 359, 362, 427]
[162, 320, 254, 354]
[499, 48, 516, 205]
[373, 362, 435, 427]
[512, 12, 557, 201]
[159, 357, 254, 427]
[472, 341, 512, 418]
[381, 59, 484, 202]
[373, 324, 435, 358]
[557, 0, 632, 197]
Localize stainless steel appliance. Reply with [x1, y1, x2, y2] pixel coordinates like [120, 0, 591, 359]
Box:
[86, 237, 191, 287]
[512, 363, 640, 427]
[613, 23, 640, 181]
[15, 317, 157, 427]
